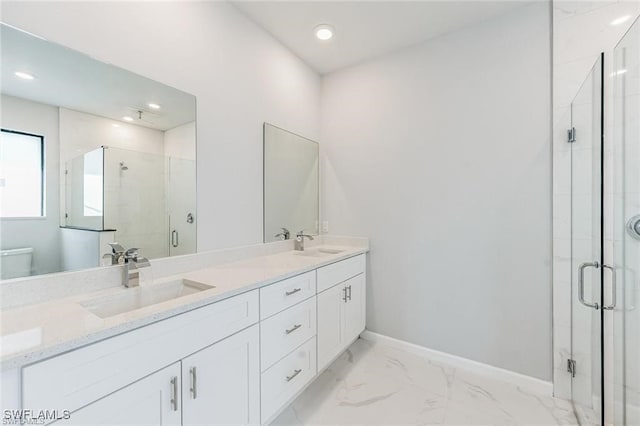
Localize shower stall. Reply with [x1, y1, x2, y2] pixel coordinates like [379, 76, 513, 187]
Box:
[63, 146, 196, 261]
[566, 16, 640, 425]
[613, 18, 640, 426]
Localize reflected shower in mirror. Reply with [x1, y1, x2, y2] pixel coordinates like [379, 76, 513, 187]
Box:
[263, 123, 319, 243]
[0, 23, 197, 279]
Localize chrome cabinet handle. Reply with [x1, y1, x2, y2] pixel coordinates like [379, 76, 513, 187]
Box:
[170, 376, 178, 411]
[285, 324, 302, 335]
[286, 369, 302, 382]
[190, 367, 197, 399]
[171, 230, 179, 248]
[347, 285, 352, 301]
[578, 261, 600, 310]
[603, 264, 616, 310]
[342, 286, 348, 303]
[285, 288, 301, 296]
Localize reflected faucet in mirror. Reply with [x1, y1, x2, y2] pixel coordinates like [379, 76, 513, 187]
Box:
[103, 242, 125, 265]
[274, 228, 291, 240]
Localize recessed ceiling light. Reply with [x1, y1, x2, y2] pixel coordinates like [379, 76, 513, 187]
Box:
[611, 15, 631, 26]
[122, 116, 134, 122]
[314, 24, 334, 41]
[15, 71, 35, 80]
[112, 124, 121, 128]
[147, 103, 161, 110]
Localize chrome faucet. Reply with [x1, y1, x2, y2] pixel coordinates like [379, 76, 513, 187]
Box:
[294, 230, 314, 251]
[108, 243, 150, 288]
[275, 227, 291, 240]
[104, 242, 125, 265]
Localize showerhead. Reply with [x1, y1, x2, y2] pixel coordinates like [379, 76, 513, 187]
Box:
[119, 161, 129, 171]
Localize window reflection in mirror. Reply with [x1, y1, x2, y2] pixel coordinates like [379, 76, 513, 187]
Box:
[0, 23, 197, 279]
[263, 123, 319, 243]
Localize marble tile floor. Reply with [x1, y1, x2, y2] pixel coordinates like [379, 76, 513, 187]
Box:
[272, 338, 578, 426]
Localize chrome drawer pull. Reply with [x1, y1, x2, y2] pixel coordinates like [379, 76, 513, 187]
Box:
[347, 285, 352, 301]
[342, 286, 348, 303]
[285, 324, 302, 335]
[286, 369, 302, 382]
[190, 367, 197, 399]
[285, 288, 302, 296]
[170, 376, 178, 411]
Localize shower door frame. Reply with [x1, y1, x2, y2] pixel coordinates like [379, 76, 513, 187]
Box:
[568, 52, 606, 426]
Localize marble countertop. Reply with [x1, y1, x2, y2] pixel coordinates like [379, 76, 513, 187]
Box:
[1, 245, 367, 370]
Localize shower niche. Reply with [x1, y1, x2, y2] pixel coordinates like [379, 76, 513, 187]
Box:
[62, 145, 196, 268]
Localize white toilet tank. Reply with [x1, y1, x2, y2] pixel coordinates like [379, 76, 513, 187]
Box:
[1, 247, 34, 279]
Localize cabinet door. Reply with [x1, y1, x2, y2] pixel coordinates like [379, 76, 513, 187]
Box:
[317, 283, 345, 372]
[182, 324, 260, 426]
[57, 363, 181, 426]
[344, 274, 366, 343]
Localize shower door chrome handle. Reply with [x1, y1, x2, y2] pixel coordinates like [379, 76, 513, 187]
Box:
[578, 261, 600, 310]
[603, 264, 616, 310]
[171, 230, 179, 248]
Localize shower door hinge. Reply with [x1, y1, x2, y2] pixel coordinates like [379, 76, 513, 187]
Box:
[567, 359, 576, 377]
[567, 127, 576, 143]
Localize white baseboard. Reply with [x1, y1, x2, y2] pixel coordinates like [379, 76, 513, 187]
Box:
[360, 330, 553, 397]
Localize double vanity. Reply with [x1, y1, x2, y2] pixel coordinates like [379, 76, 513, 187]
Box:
[1, 241, 368, 425]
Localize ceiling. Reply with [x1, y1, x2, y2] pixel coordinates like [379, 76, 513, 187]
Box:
[232, 1, 528, 74]
[1, 24, 195, 131]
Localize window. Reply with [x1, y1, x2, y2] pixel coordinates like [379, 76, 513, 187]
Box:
[0, 129, 44, 217]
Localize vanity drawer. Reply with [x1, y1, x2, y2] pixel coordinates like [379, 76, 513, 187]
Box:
[261, 337, 316, 423]
[260, 271, 316, 319]
[317, 254, 365, 293]
[22, 290, 259, 415]
[260, 296, 316, 371]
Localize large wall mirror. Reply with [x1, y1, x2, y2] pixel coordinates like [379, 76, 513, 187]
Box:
[263, 123, 319, 243]
[0, 24, 197, 279]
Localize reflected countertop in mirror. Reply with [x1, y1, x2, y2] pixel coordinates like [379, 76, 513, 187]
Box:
[0, 23, 197, 280]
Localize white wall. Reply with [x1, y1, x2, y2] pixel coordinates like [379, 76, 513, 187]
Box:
[321, 3, 552, 380]
[0, 1, 321, 251]
[0, 95, 61, 275]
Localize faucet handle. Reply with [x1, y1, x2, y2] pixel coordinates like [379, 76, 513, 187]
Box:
[108, 242, 125, 254]
[124, 247, 140, 259]
[275, 227, 291, 240]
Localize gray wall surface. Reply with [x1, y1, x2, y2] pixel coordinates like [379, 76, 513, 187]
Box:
[320, 2, 553, 380]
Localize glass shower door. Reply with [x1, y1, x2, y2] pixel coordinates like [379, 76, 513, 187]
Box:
[570, 55, 604, 425]
[614, 17, 640, 426]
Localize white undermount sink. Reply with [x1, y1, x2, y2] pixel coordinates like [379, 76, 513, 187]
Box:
[80, 279, 215, 319]
[294, 248, 345, 257]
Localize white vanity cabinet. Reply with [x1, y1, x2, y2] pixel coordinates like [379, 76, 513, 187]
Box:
[55, 362, 182, 426]
[317, 255, 366, 372]
[13, 251, 367, 426]
[181, 325, 260, 425]
[23, 290, 259, 426]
